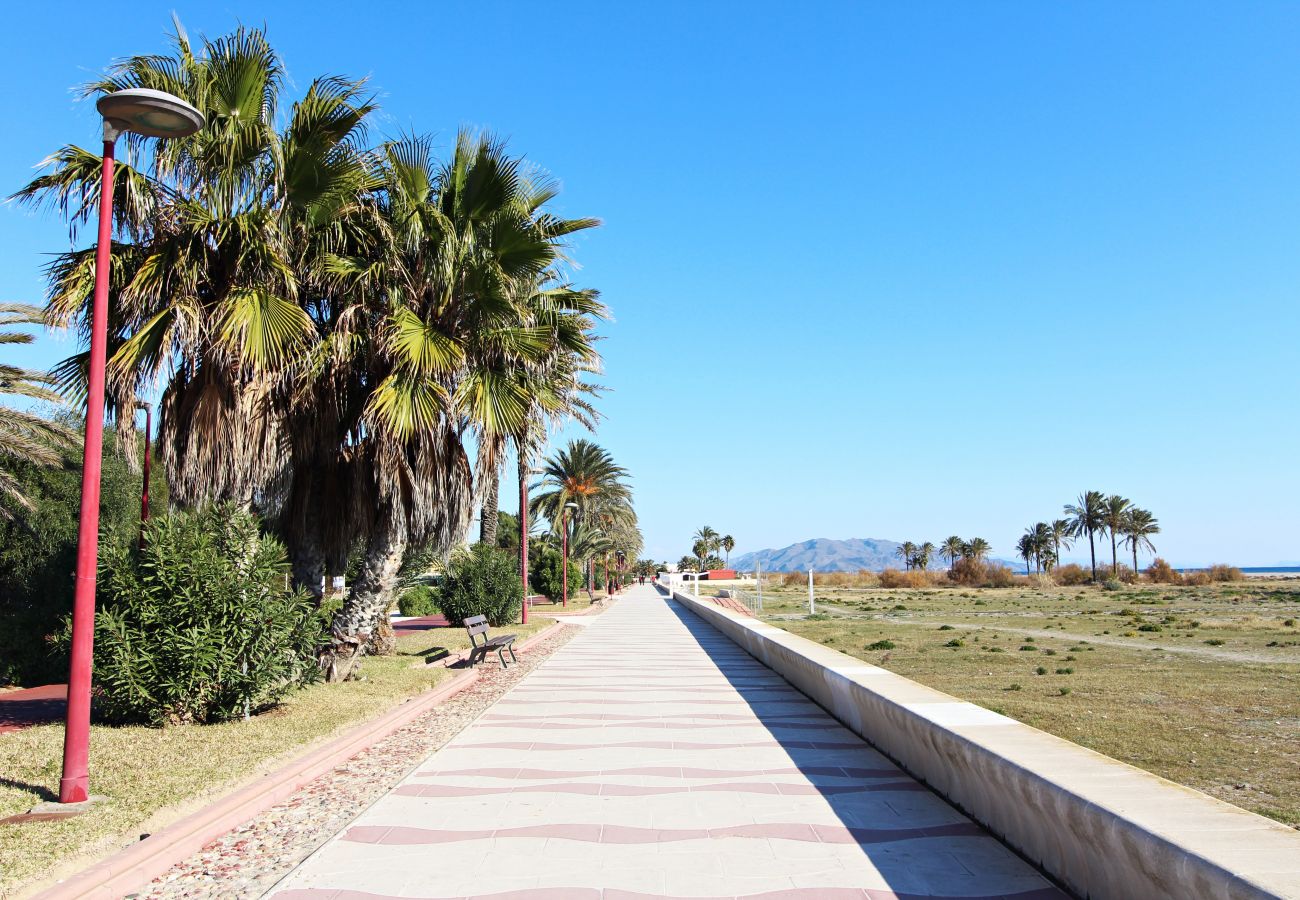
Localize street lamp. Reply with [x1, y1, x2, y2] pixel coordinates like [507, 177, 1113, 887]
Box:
[60, 89, 204, 806]
[519, 465, 545, 625]
[562, 502, 578, 607]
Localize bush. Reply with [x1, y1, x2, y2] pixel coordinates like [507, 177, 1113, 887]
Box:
[0, 428, 166, 686]
[1183, 570, 1212, 586]
[1102, 579, 1124, 591]
[1146, 558, 1182, 584]
[74, 504, 322, 725]
[1054, 564, 1092, 585]
[1207, 564, 1243, 582]
[436, 544, 523, 627]
[983, 565, 1018, 588]
[866, 639, 896, 651]
[530, 547, 583, 602]
[398, 584, 441, 617]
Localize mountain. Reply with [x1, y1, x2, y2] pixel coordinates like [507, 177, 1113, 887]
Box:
[730, 538, 1021, 573]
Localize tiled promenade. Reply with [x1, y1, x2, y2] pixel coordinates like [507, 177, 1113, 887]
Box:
[271, 585, 1066, 900]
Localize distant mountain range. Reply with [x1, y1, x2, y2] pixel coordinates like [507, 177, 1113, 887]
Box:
[730, 538, 1021, 573]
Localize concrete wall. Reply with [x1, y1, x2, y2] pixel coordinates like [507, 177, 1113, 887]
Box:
[671, 589, 1300, 900]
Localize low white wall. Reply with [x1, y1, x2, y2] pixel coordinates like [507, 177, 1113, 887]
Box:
[672, 590, 1300, 900]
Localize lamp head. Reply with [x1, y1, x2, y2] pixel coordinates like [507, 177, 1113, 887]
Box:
[96, 89, 205, 140]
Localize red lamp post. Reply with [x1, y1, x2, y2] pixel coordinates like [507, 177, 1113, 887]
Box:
[519, 466, 544, 625]
[59, 89, 204, 805]
[561, 501, 577, 607]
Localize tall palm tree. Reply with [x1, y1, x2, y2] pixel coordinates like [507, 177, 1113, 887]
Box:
[1064, 491, 1107, 582]
[1031, 522, 1054, 572]
[940, 535, 965, 571]
[720, 534, 735, 565]
[896, 541, 916, 570]
[1050, 519, 1073, 571]
[1102, 494, 1132, 576]
[693, 526, 720, 559]
[964, 537, 991, 562]
[1122, 508, 1160, 574]
[0, 303, 74, 517]
[915, 541, 936, 571]
[1016, 534, 1034, 575]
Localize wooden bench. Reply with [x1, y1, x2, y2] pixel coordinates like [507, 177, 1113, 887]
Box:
[524, 594, 552, 607]
[463, 615, 518, 668]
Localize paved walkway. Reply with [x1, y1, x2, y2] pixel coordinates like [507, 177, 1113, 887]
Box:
[0, 683, 65, 733]
[270, 585, 1065, 900]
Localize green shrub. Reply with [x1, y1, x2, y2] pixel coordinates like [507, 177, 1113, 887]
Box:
[1058, 687, 1072, 696]
[0, 429, 165, 686]
[1035, 666, 1048, 675]
[398, 584, 441, 617]
[1102, 579, 1123, 592]
[529, 547, 583, 602]
[866, 639, 896, 651]
[944, 638, 964, 648]
[1138, 623, 1162, 632]
[73, 504, 321, 725]
[1204, 638, 1225, 646]
[436, 544, 523, 627]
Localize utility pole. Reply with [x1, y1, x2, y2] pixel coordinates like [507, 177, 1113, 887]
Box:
[808, 568, 815, 615]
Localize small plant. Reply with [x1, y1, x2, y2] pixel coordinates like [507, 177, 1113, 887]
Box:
[1056, 667, 1074, 674]
[938, 624, 954, 630]
[1035, 666, 1047, 675]
[1285, 619, 1296, 627]
[1204, 638, 1225, 646]
[986, 646, 1006, 653]
[1064, 654, 1077, 661]
[1138, 623, 1162, 632]
[867, 639, 896, 651]
[1005, 683, 1022, 691]
[1019, 645, 1037, 651]
[398, 584, 440, 617]
[1103, 579, 1124, 592]
[1042, 648, 1057, 656]
[944, 638, 964, 648]
[1058, 687, 1072, 696]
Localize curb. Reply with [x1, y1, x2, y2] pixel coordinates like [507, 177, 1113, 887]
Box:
[32, 668, 480, 900]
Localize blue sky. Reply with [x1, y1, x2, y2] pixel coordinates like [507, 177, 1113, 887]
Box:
[3, 2, 1298, 566]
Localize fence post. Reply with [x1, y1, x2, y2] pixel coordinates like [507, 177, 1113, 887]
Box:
[808, 568, 815, 615]
[756, 563, 763, 611]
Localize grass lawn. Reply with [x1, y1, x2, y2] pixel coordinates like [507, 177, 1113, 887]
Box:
[0, 617, 552, 896]
[732, 580, 1300, 827]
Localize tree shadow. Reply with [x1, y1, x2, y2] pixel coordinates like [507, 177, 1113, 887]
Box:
[0, 775, 57, 804]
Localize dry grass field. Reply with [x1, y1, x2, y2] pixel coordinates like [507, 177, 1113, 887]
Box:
[710, 579, 1300, 828]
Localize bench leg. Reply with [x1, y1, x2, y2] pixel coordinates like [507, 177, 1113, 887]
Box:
[508, 644, 518, 664]
[498, 647, 509, 668]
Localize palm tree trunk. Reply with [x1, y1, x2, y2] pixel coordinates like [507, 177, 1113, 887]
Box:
[1088, 530, 1097, 582]
[320, 521, 407, 682]
[1133, 543, 1139, 575]
[479, 463, 500, 546]
[1111, 533, 1118, 576]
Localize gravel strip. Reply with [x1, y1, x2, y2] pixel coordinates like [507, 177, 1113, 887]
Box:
[132, 623, 578, 900]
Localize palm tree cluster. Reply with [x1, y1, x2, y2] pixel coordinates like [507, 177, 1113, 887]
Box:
[16, 24, 608, 679]
[1057, 491, 1159, 581]
[896, 537, 990, 571]
[681, 526, 734, 572]
[530, 439, 640, 594]
[0, 303, 74, 518]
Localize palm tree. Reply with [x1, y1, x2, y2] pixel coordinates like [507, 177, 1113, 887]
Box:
[0, 303, 74, 517]
[940, 536, 965, 571]
[1031, 522, 1053, 572]
[915, 541, 936, 571]
[1064, 491, 1107, 582]
[1050, 519, 1073, 571]
[896, 541, 917, 570]
[1122, 508, 1160, 574]
[694, 526, 720, 559]
[964, 537, 991, 562]
[721, 534, 735, 565]
[1016, 534, 1034, 575]
[1102, 494, 1132, 576]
